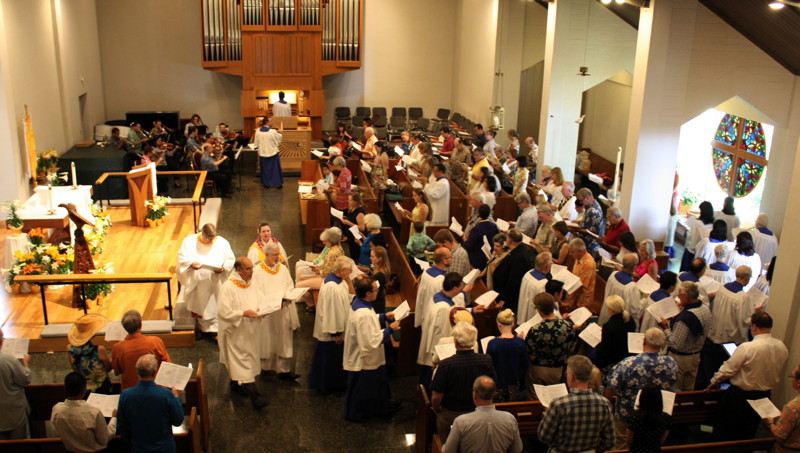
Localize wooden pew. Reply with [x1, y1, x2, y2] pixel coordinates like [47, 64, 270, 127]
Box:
[608, 438, 775, 453]
[421, 388, 730, 453]
[184, 359, 210, 452]
[299, 160, 331, 245]
[447, 177, 469, 228]
[385, 165, 416, 241]
[493, 191, 517, 224]
[416, 385, 436, 453]
[346, 158, 379, 213]
[380, 227, 421, 377]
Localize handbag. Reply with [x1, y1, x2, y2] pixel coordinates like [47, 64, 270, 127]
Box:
[385, 273, 400, 295]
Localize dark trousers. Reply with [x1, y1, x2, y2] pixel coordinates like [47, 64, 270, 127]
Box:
[714, 385, 770, 441]
[206, 170, 231, 195]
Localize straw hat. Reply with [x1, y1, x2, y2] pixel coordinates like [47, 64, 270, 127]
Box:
[68, 313, 109, 347]
[449, 307, 474, 327]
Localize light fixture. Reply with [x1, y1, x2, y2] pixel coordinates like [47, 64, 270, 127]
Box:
[601, 0, 612, 4]
[770, 1, 786, 9]
[770, 0, 800, 8]
[615, 0, 625, 3]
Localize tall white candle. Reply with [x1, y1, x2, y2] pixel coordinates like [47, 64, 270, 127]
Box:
[71, 162, 77, 187]
[48, 184, 54, 212]
[612, 146, 622, 199]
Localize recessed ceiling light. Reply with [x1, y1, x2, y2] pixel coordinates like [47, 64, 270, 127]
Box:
[770, 1, 786, 9]
[615, 0, 626, 4]
[601, 0, 612, 4]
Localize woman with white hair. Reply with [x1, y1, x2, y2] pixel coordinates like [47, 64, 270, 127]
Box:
[355, 213, 386, 268]
[486, 309, 528, 402]
[296, 227, 345, 311]
[593, 295, 636, 372]
[634, 239, 659, 282]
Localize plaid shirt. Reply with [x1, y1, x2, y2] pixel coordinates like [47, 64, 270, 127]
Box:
[665, 302, 712, 354]
[538, 388, 615, 453]
[448, 245, 470, 278]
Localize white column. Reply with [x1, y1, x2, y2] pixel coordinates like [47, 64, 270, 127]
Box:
[0, 2, 25, 201]
[619, 0, 697, 241]
[537, 0, 588, 181]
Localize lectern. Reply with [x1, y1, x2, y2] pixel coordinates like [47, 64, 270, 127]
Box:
[126, 165, 154, 227]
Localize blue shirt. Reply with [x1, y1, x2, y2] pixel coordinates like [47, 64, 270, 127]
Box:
[118, 380, 184, 453]
[200, 153, 217, 172]
[358, 233, 377, 266]
[487, 336, 528, 389]
[607, 353, 677, 422]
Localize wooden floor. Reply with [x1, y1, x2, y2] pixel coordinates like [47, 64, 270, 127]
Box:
[0, 206, 196, 339]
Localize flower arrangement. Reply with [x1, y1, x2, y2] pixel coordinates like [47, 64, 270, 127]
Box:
[36, 149, 68, 186]
[145, 195, 170, 225]
[87, 204, 112, 256]
[2, 200, 24, 229]
[6, 240, 74, 286]
[84, 263, 116, 303]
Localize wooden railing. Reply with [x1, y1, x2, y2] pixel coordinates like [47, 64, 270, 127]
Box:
[14, 273, 174, 325]
[94, 171, 208, 231]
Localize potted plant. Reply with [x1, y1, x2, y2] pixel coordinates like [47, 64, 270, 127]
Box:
[678, 188, 698, 215]
[144, 195, 171, 227]
[84, 264, 115, 307]
[3, 200, 24, 236]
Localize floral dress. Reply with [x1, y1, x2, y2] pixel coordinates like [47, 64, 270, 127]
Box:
[69, 342, 111, 393]
[370, 153, 387, 190]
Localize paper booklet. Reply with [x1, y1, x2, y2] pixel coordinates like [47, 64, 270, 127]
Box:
[86, 393, 120, 418]
[579, 323, 602, 348]
[636, 274, 660, 295]
[474, 291, 499, 307]
[534, 383, 568, 407]
[628, 332, 645, 354]
[298, 185, 313, 194]
[747, 398, 781, 419]
[330, 208, 344, 219]
[284, 287, 309, 301]
[154, 362, 194, 391]
[435, 342, 457, 361]
[449, 217, 464, 236]
[480, 336, 495, 354]
[392, 301, 410, 322]
[0, 338, 29, 359]
[104, 321, 128, 342]
[647, 298, 681, 320]
[394, 145, 405, 156]
[462, 269, 480, 286]
[496, 218, 510, 232]
[414, 257, 431, 271]
[634, 389, 676, 415]
[349, 224, 365, 240]
[515, 314, 543, 338]
[569, 307, 592, 327]
[311, 150, 324, 158]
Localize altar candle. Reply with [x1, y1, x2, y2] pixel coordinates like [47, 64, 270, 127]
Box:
[612, 146, 622, 199]
[48, 184, 53, 212]
[71, 162, 77, 187]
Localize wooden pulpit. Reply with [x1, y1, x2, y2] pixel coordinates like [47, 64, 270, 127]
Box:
[126, 165, 154, 227]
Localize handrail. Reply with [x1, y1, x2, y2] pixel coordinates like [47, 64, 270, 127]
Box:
[94, 170, 209, 230]
[14, 273, 174, 324]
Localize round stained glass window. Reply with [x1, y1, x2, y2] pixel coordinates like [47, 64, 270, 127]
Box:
[711, 114, 768, 198]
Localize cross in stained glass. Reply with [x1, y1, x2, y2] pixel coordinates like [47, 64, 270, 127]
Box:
[710, 114, 768, 198]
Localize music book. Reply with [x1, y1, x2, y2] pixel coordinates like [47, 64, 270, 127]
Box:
[392, 301, 410, 322]
[86, 393, 119, 418]
[435, 342, 457, 361]
[475, 291, 499, 307]
[311, 150, 324, 158]
[628, 332, 645, 354]
[0, 338, 29, 359]
[636, 274, 660, 294]
[635, 390, 677, 415]
[496, 218, 510, 232]
[155, 362, 193, 391]
[449, 217, 464, 236]
[480, 336, 495, 354]
[360, 161, 372, 173]
[104, 321, 128, 342]
[699, 276, 722, 293]
[534, 383, 569, 408]
[747, 398, 782, 419]
[569, 307, 592, 326]
[515, 314, 543, 338]
[482, 236, 492, 259]
[414, 257, 431, 271]
[579, 323, 602, 348]
[330, 208, 344, 219]
[394, 146, 404, 156]
[298, 185, 313, 194]
[647, 298, 681, 320]
[462, 269, 480, 286]
[284, 288, 308, 301]
[748, 287, 769, 309]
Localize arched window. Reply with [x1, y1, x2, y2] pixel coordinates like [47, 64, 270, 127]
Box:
[711, 114, 768, 198]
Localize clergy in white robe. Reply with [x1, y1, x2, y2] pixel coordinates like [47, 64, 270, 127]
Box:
[749, 215, 778, 273]
[217, 258, 267, 409]
[246, 222, 288, 265]
[705, 244, 736, 284]
[309, 256, 354, 393]
[417, 273, 468, 368]
[423, 165, 451, 226]
[343, 277, 400, 422]
[599, 254, 642, 328]
[176, 223, 235, 333]
[517, 252, 551, 323]
[695, 235, 733, 269]
[255, 242, 301, 378]
[413, 248, 450, 328]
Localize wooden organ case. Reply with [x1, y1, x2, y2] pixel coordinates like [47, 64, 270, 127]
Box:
[198, 0, 363, 169]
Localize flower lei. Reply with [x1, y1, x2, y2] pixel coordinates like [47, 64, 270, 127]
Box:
[197, 234, 216, 245]
[260, 261, 280, 275]
[229, 278, 251, 288]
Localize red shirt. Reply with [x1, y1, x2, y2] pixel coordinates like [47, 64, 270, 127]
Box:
[604, 219, 630, 248]
[442, 136, 455, 153]
[334, 168, 352, 210]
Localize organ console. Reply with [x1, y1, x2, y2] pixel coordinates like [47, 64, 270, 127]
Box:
[197, 0, 363, 149]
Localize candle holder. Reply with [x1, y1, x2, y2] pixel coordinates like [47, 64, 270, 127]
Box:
[46, 208, 57, 215]
[71, 184, 78, 190]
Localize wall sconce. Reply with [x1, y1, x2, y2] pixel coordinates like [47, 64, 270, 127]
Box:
[489, 106, 505, 130]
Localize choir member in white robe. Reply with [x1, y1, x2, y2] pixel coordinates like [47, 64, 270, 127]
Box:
[413, 248, 451, 328]
[599, 254, 642, 328]
[217, 257, 267, 409]
[343, 277, 401, 422]
[517, 252, 552, 323]
[699, 266, 754, 387]
[255, 242, 301, 379]
[725, 232, 761, 291]
[175, 223, 235, 333]
[705, 244, 735, 284]
[417, 273, 469, 371]
[695, 220, 732, 268]
[639, 272, 677, 335]
[309, 256, 354, 393]
[748, 214, 778, 273]
[246, 222, 288, 265]
[423, 164, 451, 226]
